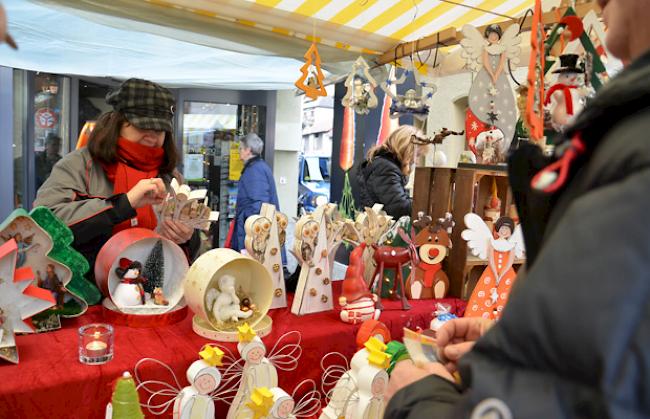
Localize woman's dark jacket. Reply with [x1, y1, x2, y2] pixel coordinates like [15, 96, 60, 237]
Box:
[356, 149, 412, 218]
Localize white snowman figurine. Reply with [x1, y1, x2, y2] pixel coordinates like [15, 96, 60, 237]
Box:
[112, 258, 147, 307]
[173, 346, 223, 419]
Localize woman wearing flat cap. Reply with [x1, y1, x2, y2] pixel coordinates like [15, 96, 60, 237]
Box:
[35, 78, 198, 273]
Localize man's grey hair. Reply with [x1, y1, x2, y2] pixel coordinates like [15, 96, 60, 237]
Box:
[240, 133, 264, 157]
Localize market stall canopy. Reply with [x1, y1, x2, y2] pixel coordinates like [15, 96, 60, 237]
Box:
[0, 0, 304, 89]
[32, 0, 538, 62]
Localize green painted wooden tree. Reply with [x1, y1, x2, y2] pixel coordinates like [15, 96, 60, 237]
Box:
[109, 372, 145, 419]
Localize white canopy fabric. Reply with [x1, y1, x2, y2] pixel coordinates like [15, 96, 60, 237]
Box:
[0, 0, 304, 89]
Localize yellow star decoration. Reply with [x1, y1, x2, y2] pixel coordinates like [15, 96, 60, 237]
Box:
[199, 345, 224, 367]
[364, 337, 387, 353]
[246, 387, 274, 419]
[365, 337, 391, 369]
[238, 323, 257, 343]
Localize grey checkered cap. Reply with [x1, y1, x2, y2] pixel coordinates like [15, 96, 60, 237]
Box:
[106, 78, 175, 132]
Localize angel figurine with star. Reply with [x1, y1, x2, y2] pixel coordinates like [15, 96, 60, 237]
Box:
[134, 344, 243, 419]
[461, 23, 522, 153]
[236, 380, 321, 419]
[461, 213, 525, 320]
[227, 325, 302, 419]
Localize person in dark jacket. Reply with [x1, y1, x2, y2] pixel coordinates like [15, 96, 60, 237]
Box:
[357, 125, 422, 218]
[232, 133, 281, 253]
[35, 78, 199, 272]
[385, 1, 650, 417]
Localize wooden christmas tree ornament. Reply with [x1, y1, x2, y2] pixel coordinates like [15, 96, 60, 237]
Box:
[295, 43, 327, 100]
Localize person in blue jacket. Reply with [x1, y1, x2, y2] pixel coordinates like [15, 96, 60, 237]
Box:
[232, 133, 281, 253]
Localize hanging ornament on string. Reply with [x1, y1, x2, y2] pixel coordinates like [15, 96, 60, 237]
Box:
[338, 106, 356, 221]
[295, 43, 327, 100]
[341, 56, 379, 115]
[526, 0, 546, 144]
[380, 60, 437, 121]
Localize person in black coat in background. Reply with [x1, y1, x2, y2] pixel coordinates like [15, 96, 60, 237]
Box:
[357, 125, 423, 218]
[384, 1, 650, 418]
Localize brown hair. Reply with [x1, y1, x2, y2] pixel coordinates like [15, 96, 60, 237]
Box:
[366, 125, 421, 175]
[87, 111, 178, 174]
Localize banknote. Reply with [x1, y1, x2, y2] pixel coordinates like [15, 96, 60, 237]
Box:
[403, 328, 439, 366]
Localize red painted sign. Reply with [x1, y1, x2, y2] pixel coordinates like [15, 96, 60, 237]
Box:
[35, 108, 57, 129]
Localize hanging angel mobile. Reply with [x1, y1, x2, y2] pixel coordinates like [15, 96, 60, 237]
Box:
[342, 57, 379, 115]
[461, 23, 522, 154]
[134, 345, 242, 419]
[380, 62, 437, 121]
[236, 380, 321, 419]
[227, 325, 302, 419]
[461, 213, 525, 320]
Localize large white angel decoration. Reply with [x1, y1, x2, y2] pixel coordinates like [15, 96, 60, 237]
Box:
[134, 345, 242, 419]
[236, 381, 321, 419]
[461, 23, 522, 154]
[461, 213, 525, 320]
[227, 325, 302, 419]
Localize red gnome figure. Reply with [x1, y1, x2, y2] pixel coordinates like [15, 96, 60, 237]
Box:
[339, 243, 381, 324]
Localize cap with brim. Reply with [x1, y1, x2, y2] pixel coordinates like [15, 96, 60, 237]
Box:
[106, 78, 175, 132]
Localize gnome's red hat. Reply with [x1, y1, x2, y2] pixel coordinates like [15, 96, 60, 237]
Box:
[342, 243, 371, 302]
[119, 257, 133, 270]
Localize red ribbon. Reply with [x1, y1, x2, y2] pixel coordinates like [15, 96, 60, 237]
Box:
[418, 262, 442, 288]
[531, 134, 586, 193]
[545, 84, 578, 115]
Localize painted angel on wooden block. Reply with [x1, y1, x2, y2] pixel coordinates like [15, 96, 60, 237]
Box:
[461, 213, 525, 320]
[461, 23, 522, 152]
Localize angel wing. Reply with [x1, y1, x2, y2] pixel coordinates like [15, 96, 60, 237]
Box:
[291, 379, 322, 418]
[268, 331, 302, 372]
[320, 352, 351, 395]
[460, 25, 488, 72]
[508, 224, 526, 259]
[461, 213, 493, 260]
[200, 344, 244, 404]
[500, 23, 522, 64]
[134, 358, 184, 415]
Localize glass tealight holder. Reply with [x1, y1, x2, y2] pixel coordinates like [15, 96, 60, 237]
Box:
[78, 323, 114, 365]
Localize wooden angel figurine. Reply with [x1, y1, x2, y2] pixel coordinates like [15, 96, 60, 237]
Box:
[113, 258, 147, 306]
[354, 365, 388, 419]
[236, 381, 321, 419]
[135, 345, 241, 419]
[227, 326, 301, 419]
[245, 216, 272, 263]
[461, 23, 522, 151]
[342, 57, 378, 115]
[461, 214, 525, 320]
[206, 275, 254, 324]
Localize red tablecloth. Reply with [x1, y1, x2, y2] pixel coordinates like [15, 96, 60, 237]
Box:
[0, 282, 465, 418]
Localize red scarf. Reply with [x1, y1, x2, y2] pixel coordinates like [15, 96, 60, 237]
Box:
[544, 83, 578, 115]
[102, 138, 165, 234]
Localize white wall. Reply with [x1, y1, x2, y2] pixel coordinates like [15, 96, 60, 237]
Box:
[272, 89, 302, 218]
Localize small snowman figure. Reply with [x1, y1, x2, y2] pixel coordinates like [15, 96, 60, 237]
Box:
[113, 258, 147, 307]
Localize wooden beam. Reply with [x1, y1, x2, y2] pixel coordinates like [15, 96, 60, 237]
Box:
[375, 0, 600, 65]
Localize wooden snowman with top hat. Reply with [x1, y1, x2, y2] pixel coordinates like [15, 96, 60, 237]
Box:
[545, 53, 586, 132]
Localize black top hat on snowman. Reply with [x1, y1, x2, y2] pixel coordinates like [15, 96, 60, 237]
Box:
[553, 54, 583, 74]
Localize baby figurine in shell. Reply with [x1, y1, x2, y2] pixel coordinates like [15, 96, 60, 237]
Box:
[245, 215, 272, 263]
[236, 381, 321, 419]
[135, 345, 243, 419]
[320, 337, 390, 419]
[461, 214, 525, 320]
[461, 23, 522, 151]
[227, 325, 302, 419]
[342, 56, 379, 115]
[206, 275, 254, 325]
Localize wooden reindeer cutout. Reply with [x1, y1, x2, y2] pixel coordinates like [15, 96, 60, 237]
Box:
[404, 215, 453, 300]
[368, 240, 415, 311]
[291, 213, 333, 315]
